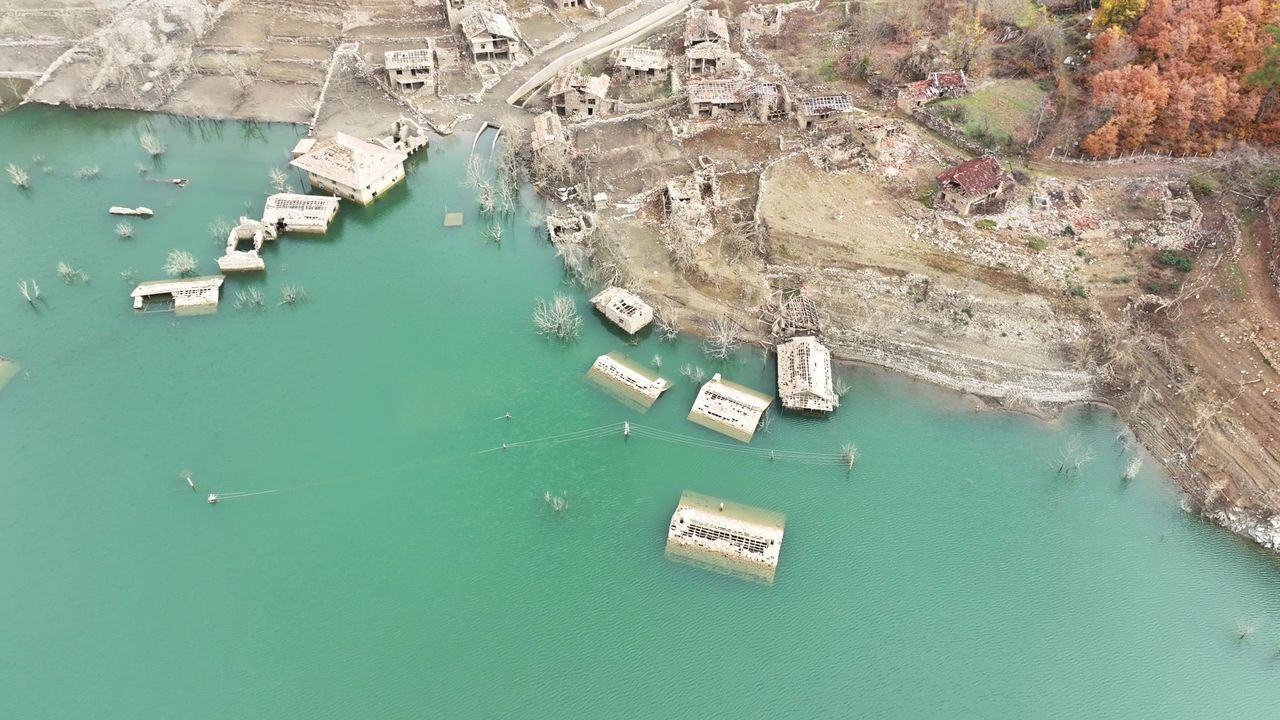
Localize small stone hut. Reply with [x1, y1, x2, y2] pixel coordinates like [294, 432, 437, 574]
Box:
[384, 45, 435, 91]
[897, 70, 968, 110]
[794, 94, 855, 130]
[548, 66, 611, 119]
[936, 155, 1012, 216]
[610, 46, 669, 80]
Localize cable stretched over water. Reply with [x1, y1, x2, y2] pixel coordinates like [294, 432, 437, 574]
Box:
[479, 421, 850, 465]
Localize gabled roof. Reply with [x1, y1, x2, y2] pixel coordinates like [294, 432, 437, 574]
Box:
[462, 10, 517, 41]
[290, 132, 408, 189]
[797, 95, 855, 115]
[937, 155, 1008, 197]
[385, 46, 434, 70]
[929, 70, 967, 90]
[613, 46, 669, 71]
[688, 79, 750, 104]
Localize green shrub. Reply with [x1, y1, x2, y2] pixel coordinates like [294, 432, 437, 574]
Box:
[1188, 176, 1216, 198]
[1069, 284, 1089, 298]
[816, 59, 838, 82]
[1026, 237, 1048, 251]
[1112, 275, 1132, 284]
[1158, 251, 1193, 272]
[975, 219, 997, 230]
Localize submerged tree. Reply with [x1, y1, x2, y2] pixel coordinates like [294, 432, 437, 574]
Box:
[278, 284, 307, 306]
[139, 131, 166, 157]
[234, 287, 265, 311]
[701, 315, 744, 359]
[1237, 619, 1260, 641]
[163, 249, 197, 277]
[532, 293, 582, 341]
[74, 165, 101, 180]
[56, 261, 88, 284]
[841, 442, 860, 471]
[17, 278, 40, 304]
[1053, 434, 1096, 477]
[7, 163, 29, 188]
[114, 221, 134, 239]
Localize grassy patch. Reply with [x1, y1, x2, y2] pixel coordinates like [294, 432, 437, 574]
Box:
[1226, 263, 1246, 301]
[1026, 237, 1048, 251]
[915, 185, 937, 208]
[1189, 175, 1217, 198]
[975, 219, 997, 230]
[1069, 284, 1090, 298]
[1112, 275, 1133, 284]
[933, 79, 1048, 147]
[815, 58, 838, 83]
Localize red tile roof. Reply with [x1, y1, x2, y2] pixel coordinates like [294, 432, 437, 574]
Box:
[937, 156, 1007, 196]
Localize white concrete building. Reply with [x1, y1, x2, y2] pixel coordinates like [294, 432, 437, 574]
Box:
[385, 45, 435, 92]
[131, 276, 225, 316]
[290, 133, 409, 206]
[590, 286, 653, 334]
[261, 194, 341, 234]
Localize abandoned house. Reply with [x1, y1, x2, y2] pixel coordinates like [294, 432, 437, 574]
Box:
[531, 111, 572, 156]
[794, 94, 856, 130]
[766, 290, 820, 338]
[666, 490, 786, 585]
[290, 132, 409, 206]
[370, 116, 429, 156]
[739, 5, 785, 39]
[131, 276, 225, 316]
[217, 217, 277, 273]
[685, 8, 730, 47]
[686, 41, 733, 75]
[261, 193, 340, 234]
[896, 70, 968, 110]
[687, 79, 750, 118]
[663, 172, 717, 217]
[936, 155, 1013, 216]
[687, 373, 773, 443]
[462, 10, 519, 61]
[775, 336, 838, 413]
[610, 46, 669, 80]
[590, 286, 653, 334]
[750, 82, 790, 122]
[586, 352, 671, 410]
[547, 66, 611, 119]
[555, 0, 588, 9]
[384, 45, 435, 91]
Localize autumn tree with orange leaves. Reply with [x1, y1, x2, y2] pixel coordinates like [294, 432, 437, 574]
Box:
[1081, 0, 1280, 157]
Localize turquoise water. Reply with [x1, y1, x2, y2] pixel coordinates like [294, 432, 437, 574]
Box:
[3, 106, 1280, 719]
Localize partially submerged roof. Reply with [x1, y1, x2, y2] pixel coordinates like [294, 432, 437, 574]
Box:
[797, 94, 855, 116]
[585, 352, 670, 410]
[776, 336, 837, 412]
[590, 286, 653, 333]
[462, 10, 518, 40]
[612, 46, 669, 71]
[687, 372, 772, 443]
[385, 46, 434, 69]
[666, 490, 786, 584]
[262, 193, 340, 231]
[290, 132, 408, 190]
[131, 275, 225, 298]
[687, 79, 749, 104]
[937, 155, 1008, 197]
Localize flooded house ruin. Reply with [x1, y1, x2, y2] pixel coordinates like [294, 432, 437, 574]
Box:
[548, 66, 611, 119]
[130, 276, 225, 316]
[936, 155, 1012, 216]
[590, 286, 653, 334]
[0, 355, 19, 392]
[794, 94, 855, 130]
[666, 490, 785, 585]
[216, 217, 277, 273]
[775, 336, 838, 413]
[688, 373, 773, 443]
[897, 70, 968, 110]
[384, 45, 435, 92]
[462, 10, 519, 62]
[585, 353, 671, 410]
[610, 46, 669, 81]
[687, 79, 749, 118]
[261, 194, 340, 235]
[370, 116, 429, 156]
[289, 132, 409, 206]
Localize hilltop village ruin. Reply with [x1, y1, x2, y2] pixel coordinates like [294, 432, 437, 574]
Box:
[4, 0, 1280, 555]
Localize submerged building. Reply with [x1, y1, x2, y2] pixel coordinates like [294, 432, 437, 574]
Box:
[130, 276, 225, 316]
[289, 132, 409, 206]
[687, 373, 772, 443]
[590, 286, 653, 334]
[666, 490, 786, 584]
[261, 193, 340, 234]
[775, 336, 838, 413]
[585, 353, 671, 410]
